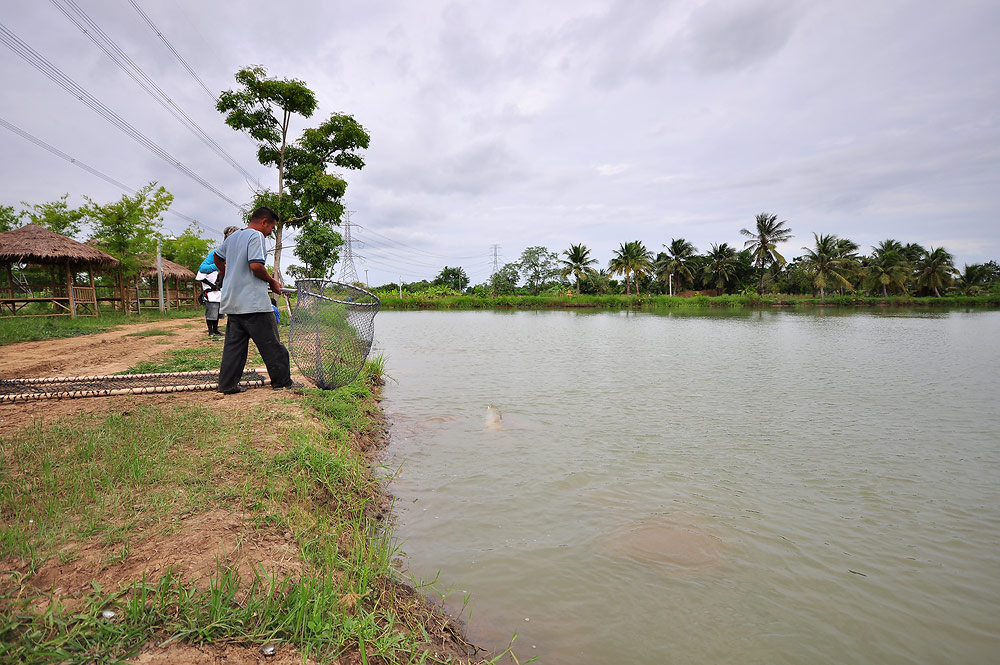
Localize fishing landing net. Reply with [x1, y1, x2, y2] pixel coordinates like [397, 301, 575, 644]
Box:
[286, 279, 380, 390]
[0, 370, 266, 403]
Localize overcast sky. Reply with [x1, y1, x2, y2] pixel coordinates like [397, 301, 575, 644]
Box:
[2, 0, 998, 287]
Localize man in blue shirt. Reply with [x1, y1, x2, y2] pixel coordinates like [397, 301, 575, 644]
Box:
[214, 207, 302, 394]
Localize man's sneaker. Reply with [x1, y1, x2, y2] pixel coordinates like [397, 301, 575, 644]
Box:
[219, 385, 247, 395]
[273, 381, 304, 391]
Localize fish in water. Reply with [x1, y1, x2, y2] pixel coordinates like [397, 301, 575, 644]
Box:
[484, 403, 503, 430]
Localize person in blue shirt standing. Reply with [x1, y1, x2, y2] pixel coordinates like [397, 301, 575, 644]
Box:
[214, 207, 302, 394]
[196, 225, 239, 338]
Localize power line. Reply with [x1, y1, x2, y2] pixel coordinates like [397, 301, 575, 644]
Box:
[0, 115, 225, 235]
[355, 223, 483, 260]
[128, 0, 219, 104]
[48, 0, 257, 184]
[0, 22, 241, 209]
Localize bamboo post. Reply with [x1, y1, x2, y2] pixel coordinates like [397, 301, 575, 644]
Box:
[66, 260, 76, 318]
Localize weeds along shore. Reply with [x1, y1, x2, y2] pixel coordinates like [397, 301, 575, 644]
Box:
[377, 292, 1000, 310]
[0, 323, 508, 664]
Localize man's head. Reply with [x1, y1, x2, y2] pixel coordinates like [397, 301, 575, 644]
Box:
[223, 225, 240, 239]
[248, 207, 279, 236]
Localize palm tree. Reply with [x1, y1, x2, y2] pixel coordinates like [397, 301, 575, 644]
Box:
[740, 212, 793, 293]
[915, 247, 958, 297]
[609, 240, 653, 296]
[801, 233, 855, 298]
[703, 243, 738, 295]
[560, 243, 598, 295]
[861, 245, 910, 297]
[956, 263, 989, 295]
[657, 238, 698, 295]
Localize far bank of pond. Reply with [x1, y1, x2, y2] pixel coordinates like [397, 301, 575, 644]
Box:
[378, 293, 1000, 310]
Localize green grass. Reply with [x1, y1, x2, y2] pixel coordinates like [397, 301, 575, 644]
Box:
[0, 309, 201, 346]
[0, 351, 517, 664]
[123, 328, 177, 337]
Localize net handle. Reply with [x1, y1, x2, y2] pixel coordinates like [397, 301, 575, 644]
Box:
[279, 287, 380, 307]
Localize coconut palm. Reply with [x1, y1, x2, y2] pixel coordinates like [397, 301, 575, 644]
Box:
[609, 240, 653, 296]
[915, 247, 958, 297]
[801, 233, 855, 298]
[560, 243, 598, 295]
[703, 243, 738, 295]
[861, 245, 910, 297]
[955, 263, 989, 295]
[740, 212, 793, 293]
[656, 238, 698, 295]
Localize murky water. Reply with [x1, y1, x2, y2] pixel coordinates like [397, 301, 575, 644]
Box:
[375, 309, 1000, 665]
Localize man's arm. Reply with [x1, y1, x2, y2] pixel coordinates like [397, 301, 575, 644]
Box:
[249, 262, 282, 294]
[215, 256, 226, 280]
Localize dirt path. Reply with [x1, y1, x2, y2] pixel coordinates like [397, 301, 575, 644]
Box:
[0, 316, 286, 435]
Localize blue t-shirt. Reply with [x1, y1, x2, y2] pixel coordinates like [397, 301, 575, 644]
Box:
[215, 228, 273, 315]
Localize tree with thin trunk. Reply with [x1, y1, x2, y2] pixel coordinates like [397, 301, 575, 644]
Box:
[217, 66, 368, 285]
[657, 238, 697, 295]
[560, 243, 598, 294]
[862, 240, 910, 296]
[801, 233, 855, 298]
[703, 243, 738, 295]
[609, 240, 652, 296]
[740, 212, 793, 293]
[915, 247, 958, 297]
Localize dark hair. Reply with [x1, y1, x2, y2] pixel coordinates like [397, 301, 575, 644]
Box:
[250, 206, 279, 224]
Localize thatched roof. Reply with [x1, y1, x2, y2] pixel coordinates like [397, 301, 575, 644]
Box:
[0, 224, 119, 266]
[139, 257, 196, 280]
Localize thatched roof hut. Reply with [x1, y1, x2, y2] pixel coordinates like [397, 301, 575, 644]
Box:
[139, 257, 195, 280]
[0, 224, 119, 267]
[0, 224, 119, 318]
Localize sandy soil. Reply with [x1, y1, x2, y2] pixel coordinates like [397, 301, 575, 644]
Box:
[0, 317, 284, 435]
[0, 316, 478, 664]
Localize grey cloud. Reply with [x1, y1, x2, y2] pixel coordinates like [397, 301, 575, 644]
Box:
[683, 0, 804, 74]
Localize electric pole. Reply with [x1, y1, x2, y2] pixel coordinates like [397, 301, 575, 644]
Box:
[490, 244, 501, 276]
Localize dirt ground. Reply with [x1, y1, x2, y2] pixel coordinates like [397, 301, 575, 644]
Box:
[0, 315, 479, 664]
[0, 317, 284, 436]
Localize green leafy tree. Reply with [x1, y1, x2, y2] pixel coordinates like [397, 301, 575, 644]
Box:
[21, 194, 85, 237]
[162, 223, 212, 273]
[657, 238, 698, 295]
[518, 246, 561, 295]
[560, 243, 598, 294]
[703, 243, 738, 295]
[955, 264, 990, 295]
[915, 247, 958, 297]
[609, 240, 653, 296]
[861, 240, 910, 296]
[292, 218, 343, 278]
[740, 212, 793, 293]
[217, 65, 369, 281]
[801, 233, 856, 298]
[84, 182, 173, 275]
[434, 265, 469, 291]
[490, 263, 520, 296]
[0, 204, 21, 233]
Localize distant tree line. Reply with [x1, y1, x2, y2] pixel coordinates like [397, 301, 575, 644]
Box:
[379, 212, 999, 299]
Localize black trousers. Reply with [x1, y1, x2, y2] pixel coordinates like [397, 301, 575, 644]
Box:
[218, 312, 292, 391]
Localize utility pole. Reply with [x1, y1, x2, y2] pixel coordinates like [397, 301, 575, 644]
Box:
[490, 244, 501, 275]
[339, 211, 359, 285]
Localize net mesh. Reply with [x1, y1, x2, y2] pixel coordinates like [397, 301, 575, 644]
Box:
[0, 370, 266, 403]
[286, 279, 380, 390]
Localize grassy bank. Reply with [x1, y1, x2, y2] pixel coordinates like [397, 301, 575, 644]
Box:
[0, 308, 202, 346]
[378, 293, 1000, 310]
[0, 332, 504, 663]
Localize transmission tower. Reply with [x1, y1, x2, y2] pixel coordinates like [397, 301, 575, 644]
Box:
[339, 212, 359, 284]
[490, 244, 501, 275]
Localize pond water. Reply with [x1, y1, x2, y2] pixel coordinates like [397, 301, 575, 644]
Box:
[375, 309, 1000, 665]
